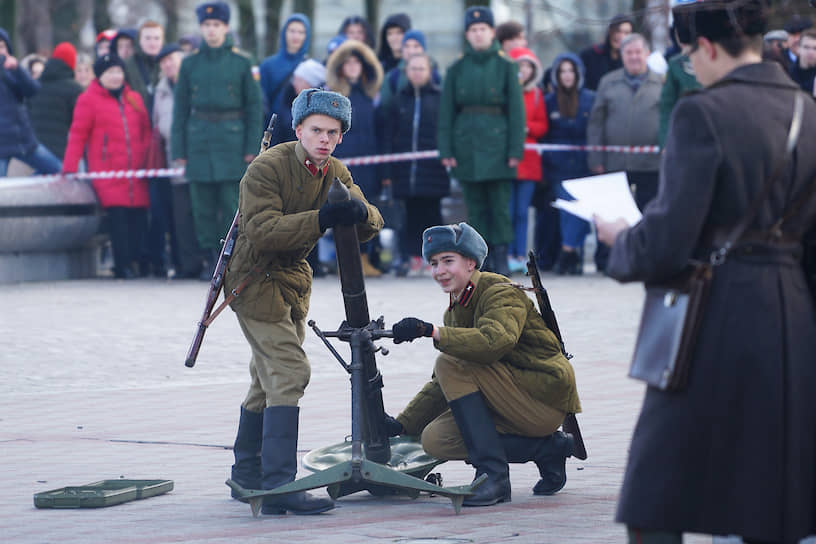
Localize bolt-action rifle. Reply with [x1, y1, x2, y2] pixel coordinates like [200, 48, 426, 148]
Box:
[184, 114, 277, 368]
[526, 250, 588, 460]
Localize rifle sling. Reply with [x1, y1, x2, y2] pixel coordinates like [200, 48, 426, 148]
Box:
[202, 265, 262, 327]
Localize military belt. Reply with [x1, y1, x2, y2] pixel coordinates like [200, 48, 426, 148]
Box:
[459, 105, 504, 115]
[191, 109, 244, 121]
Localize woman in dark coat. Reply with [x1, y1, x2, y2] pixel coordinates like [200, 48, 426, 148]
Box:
[595, 1, 816, 542]
[380, 53, 450, 275]
[542, 52, 595, 275]
[26, 42, 83, 161]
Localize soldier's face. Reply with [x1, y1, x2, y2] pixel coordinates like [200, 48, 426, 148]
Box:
[430, 252, 476, 295]
[201, 20, 229, 48]
[295, 115, 343, 165]
[466, 23, 495, 51]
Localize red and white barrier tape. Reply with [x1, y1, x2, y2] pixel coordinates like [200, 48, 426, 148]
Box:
[4, 143, 659, 182]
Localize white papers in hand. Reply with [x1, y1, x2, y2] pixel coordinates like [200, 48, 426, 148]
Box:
[553, 172, 643, 226]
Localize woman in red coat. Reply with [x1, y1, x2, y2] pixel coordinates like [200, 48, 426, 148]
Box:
[63, 54, 151, 279]
[507, 47, 548, 273]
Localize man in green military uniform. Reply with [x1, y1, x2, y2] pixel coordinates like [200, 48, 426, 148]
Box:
[224, 88, 383, 515]
[385, 223, 581, 507]
[437, 6, 526, 277]
[171, 1, 262, 279]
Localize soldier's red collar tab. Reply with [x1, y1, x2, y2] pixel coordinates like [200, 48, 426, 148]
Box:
[448, 281, 475, 310]
[303, 158, 328, 177]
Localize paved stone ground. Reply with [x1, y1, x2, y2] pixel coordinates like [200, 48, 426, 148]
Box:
[2, 272, 724, 543]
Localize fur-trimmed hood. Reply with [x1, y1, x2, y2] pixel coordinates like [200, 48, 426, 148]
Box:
[508, 47, 542, 92]
[325, 39, 383, 99]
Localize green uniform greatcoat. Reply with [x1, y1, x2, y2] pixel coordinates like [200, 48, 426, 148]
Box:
[397, 270, 581, 436]
[225, 141, 383, 323]
[171, 34, 263, 182]
[437, 41, 525, 182]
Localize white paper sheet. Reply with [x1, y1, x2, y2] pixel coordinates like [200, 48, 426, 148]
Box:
[553, 172, 643, 226]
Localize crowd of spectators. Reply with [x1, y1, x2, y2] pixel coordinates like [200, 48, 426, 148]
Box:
[1, 4, 814, 280]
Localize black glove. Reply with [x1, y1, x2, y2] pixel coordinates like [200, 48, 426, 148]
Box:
[318, 198, 368, 232]
[392, 317, 434, 344]
[383, 413, 404, 437]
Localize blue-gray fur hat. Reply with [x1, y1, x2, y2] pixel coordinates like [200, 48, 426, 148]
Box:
[465, 6, 494, 30]
[196, 2, 230, 25]
[291, 88, 351, 133]
[422, 223, 488, 269]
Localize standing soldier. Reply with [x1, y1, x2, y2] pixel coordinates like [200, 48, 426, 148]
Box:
[171, 1, 262, 280]
[437, 6, 526, 277]
[224, 88, 383, 515]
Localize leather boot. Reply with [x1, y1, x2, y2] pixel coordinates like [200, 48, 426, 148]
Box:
[448, 392, 511, 507]
[230, 406, 263, 499]
[500, 431, 575, 495]
[260, 406, 335, 515]
[360, 253, 382, 277]
[491, 244, 511, 277]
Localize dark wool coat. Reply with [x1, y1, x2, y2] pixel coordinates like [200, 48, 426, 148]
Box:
[609, 62, 816, 543]
[27, 58, 83, 160]
[63, 81, 151, 208]
[379, 80, 449, 199]
[437, 41, 526, 182]
[0, 53, 39, 159]
[171, 34, 263, 182]
[397, 270, 581, 436]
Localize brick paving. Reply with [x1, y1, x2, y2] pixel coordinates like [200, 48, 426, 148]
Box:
[1, 273, 721, 543]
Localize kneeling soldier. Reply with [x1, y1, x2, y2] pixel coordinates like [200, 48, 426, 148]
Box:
[386, 223, 581, 506]
[224, 88, 383, 515]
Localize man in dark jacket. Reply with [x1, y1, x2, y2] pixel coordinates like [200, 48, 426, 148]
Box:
[789, 28, 816, 95]
[0, 27, 61, 177]
[123, 20, 164, 116]
[596, 1, 816, 541]
[579, 14, 634, 91]
[27, 42, 83, 161]
[171, 2, 262, 279]
[385, 222, 580, 507]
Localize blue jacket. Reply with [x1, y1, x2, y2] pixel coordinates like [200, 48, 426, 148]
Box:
[0, 27, 40, 158]
[259, 14, 311, 123]
[543, 52, 595, 184]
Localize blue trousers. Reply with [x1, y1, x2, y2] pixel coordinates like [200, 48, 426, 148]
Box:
[0, 143, 62, 176]
[509, 180, 537, 257]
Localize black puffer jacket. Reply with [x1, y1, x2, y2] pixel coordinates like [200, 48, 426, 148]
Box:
[0, 27, 39, 159]
[27, 58, 82, 160]
[379, 80, 449, 198]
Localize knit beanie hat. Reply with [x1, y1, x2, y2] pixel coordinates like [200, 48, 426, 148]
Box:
[293, 59, 326, 88]
[291, 88, 352, 133]
[422, 223, 488, 269]
[402, 30, 427, 51]
[52, 42, 77, 71]
[93, 54, 125, 79]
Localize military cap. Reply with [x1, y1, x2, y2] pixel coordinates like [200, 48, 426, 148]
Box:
[672, 0, 768, 46]
[291, 88, 352, 134]
[422, 222, 488, 269]
[465, 6, 494, 31]
[196, 2, 230, 25]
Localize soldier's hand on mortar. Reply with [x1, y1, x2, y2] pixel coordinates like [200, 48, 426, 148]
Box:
[318, 199, 368, 232]
[392, 317, 434, 344]
[383, 413, 404, 437]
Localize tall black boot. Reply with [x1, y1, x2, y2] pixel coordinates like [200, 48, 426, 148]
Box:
[500, 431, 575, 495]
[492, 244, 511, 277]
[448, 392, 511, 507]
[230, 406, 263, 499]
[260, 406, 334, 515]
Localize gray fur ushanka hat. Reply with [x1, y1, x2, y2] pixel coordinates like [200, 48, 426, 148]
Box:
[291, 88, 352, 133]
[422, 222, 488, 269]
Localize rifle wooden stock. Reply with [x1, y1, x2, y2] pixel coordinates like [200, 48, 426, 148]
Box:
[526, 250, 588, 460]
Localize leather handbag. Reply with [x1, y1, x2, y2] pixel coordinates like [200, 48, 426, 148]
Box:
[628, 93, 806, 392]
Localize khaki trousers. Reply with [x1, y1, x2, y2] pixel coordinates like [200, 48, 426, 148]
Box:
[237, 310, 310, 411]
[421, 353, 566, 460]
